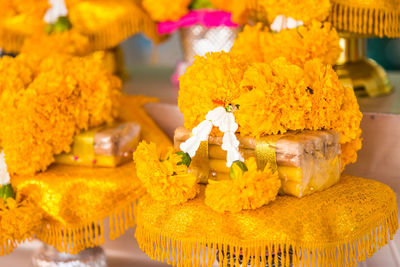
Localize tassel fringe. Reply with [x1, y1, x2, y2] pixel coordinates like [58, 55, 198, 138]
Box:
[36, 200, 137, 254]
[0, 28, 27, 54]
[86, 12, 166, 52]
[135, 205, 398, 267]
[329, 2, 400, 38]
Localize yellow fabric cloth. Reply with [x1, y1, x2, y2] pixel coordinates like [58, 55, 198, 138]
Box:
[0, 0, 163, 53]
[135, 175, 398, 267]
[8, 94, 171, 254]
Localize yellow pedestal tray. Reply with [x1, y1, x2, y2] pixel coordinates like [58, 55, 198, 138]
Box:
[3, 95, 171, 255]
[135, 175, 398, 267]
[0, 0, 163, 54]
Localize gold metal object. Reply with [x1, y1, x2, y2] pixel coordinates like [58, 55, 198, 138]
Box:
[334, 37, 393, 97]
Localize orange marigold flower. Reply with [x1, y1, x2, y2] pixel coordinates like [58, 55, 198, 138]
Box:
[205, 158, 280, 213]
[0, 193, 43, 246]
[133, 142, 199, 205]
[21, 30, 91, 58]
[231, 21, 342, 67]
[0, 53, 121, 175]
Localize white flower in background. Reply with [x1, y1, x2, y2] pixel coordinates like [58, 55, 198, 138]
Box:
[0, 151, 10, 185]
[44, 0, 68, 24]
[270, 15, 304, 32]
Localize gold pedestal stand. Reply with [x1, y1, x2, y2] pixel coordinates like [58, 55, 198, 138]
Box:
[334, 37, 393, 97]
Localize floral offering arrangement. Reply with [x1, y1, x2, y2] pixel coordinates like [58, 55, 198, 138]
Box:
[134, 51, 363, 213]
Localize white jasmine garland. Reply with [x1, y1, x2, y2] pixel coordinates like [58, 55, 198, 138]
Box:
[0, 151, 10, 185]
[44, 0, 68, 24]
[270, 15, 304, 32]
[180, 106, 244, 166]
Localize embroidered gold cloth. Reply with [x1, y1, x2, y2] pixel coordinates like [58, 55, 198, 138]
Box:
[6, 95, 171, 254]
[135, 175, 398, 267]
[0, 0, 163, 53]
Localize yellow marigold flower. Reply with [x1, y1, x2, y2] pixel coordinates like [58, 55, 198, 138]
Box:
[178, 52, 250, 132]
[21, 30, 91, 58]
[134, 142, 199, 205]
[231, 21, 341, 67]
[0, 194, 43, 244]
[178, 52, 362, 168]
[0, 53, 121, 175]
[205, 158, 280, 213]
[142, 0, 191, 22]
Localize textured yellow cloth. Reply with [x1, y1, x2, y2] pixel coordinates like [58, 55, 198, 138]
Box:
[0, 0, 163, 53]
[136, 175, 398, 267]
[8, 95, 171, 254]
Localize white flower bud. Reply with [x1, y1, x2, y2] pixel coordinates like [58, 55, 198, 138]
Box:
[219, 112, 238, 133]
[205, 107, 226, 127]
[192, 120, 213, 141]
[221, 132, 240, 151]
[180, 136, 201, 158]
[0, 151, 10, 185]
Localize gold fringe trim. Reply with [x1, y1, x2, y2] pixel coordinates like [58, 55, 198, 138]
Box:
[328, 2, 400, 38]
[85, 12, 167, 51]
[36, 200, 137, 254]
[135, 205, 398, 267]
[0, 28, 27, 54]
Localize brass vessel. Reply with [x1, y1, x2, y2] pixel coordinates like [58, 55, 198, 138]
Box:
[334, 37, 393, 97]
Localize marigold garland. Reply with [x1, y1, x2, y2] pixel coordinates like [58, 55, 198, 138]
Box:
[142, 0, 191, 22]
[231, 21, 342, 68]
[205, 158, 280, 213]
[134, 142, 199, 205]
[178, 52, 362, 168]
[0, 53, 121, 175]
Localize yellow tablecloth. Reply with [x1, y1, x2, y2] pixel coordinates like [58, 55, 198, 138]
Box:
[136, 175, 398, 267]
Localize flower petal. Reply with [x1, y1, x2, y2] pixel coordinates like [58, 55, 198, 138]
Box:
[180, 136, 201, 158]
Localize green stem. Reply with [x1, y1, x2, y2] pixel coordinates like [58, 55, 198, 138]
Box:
[0, 183, 15, 200]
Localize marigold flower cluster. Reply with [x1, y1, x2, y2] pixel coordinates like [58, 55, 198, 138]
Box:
[231, 21, 342, 68]
[0, 195, 42, 245]
[178, 52, 362, 168]
[133, 142, 199, 205]
[142, 0, 191, 22]
[21, 30, 91, 58]
[205, 159, 280, 213]
[0, 53, 121, 175]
